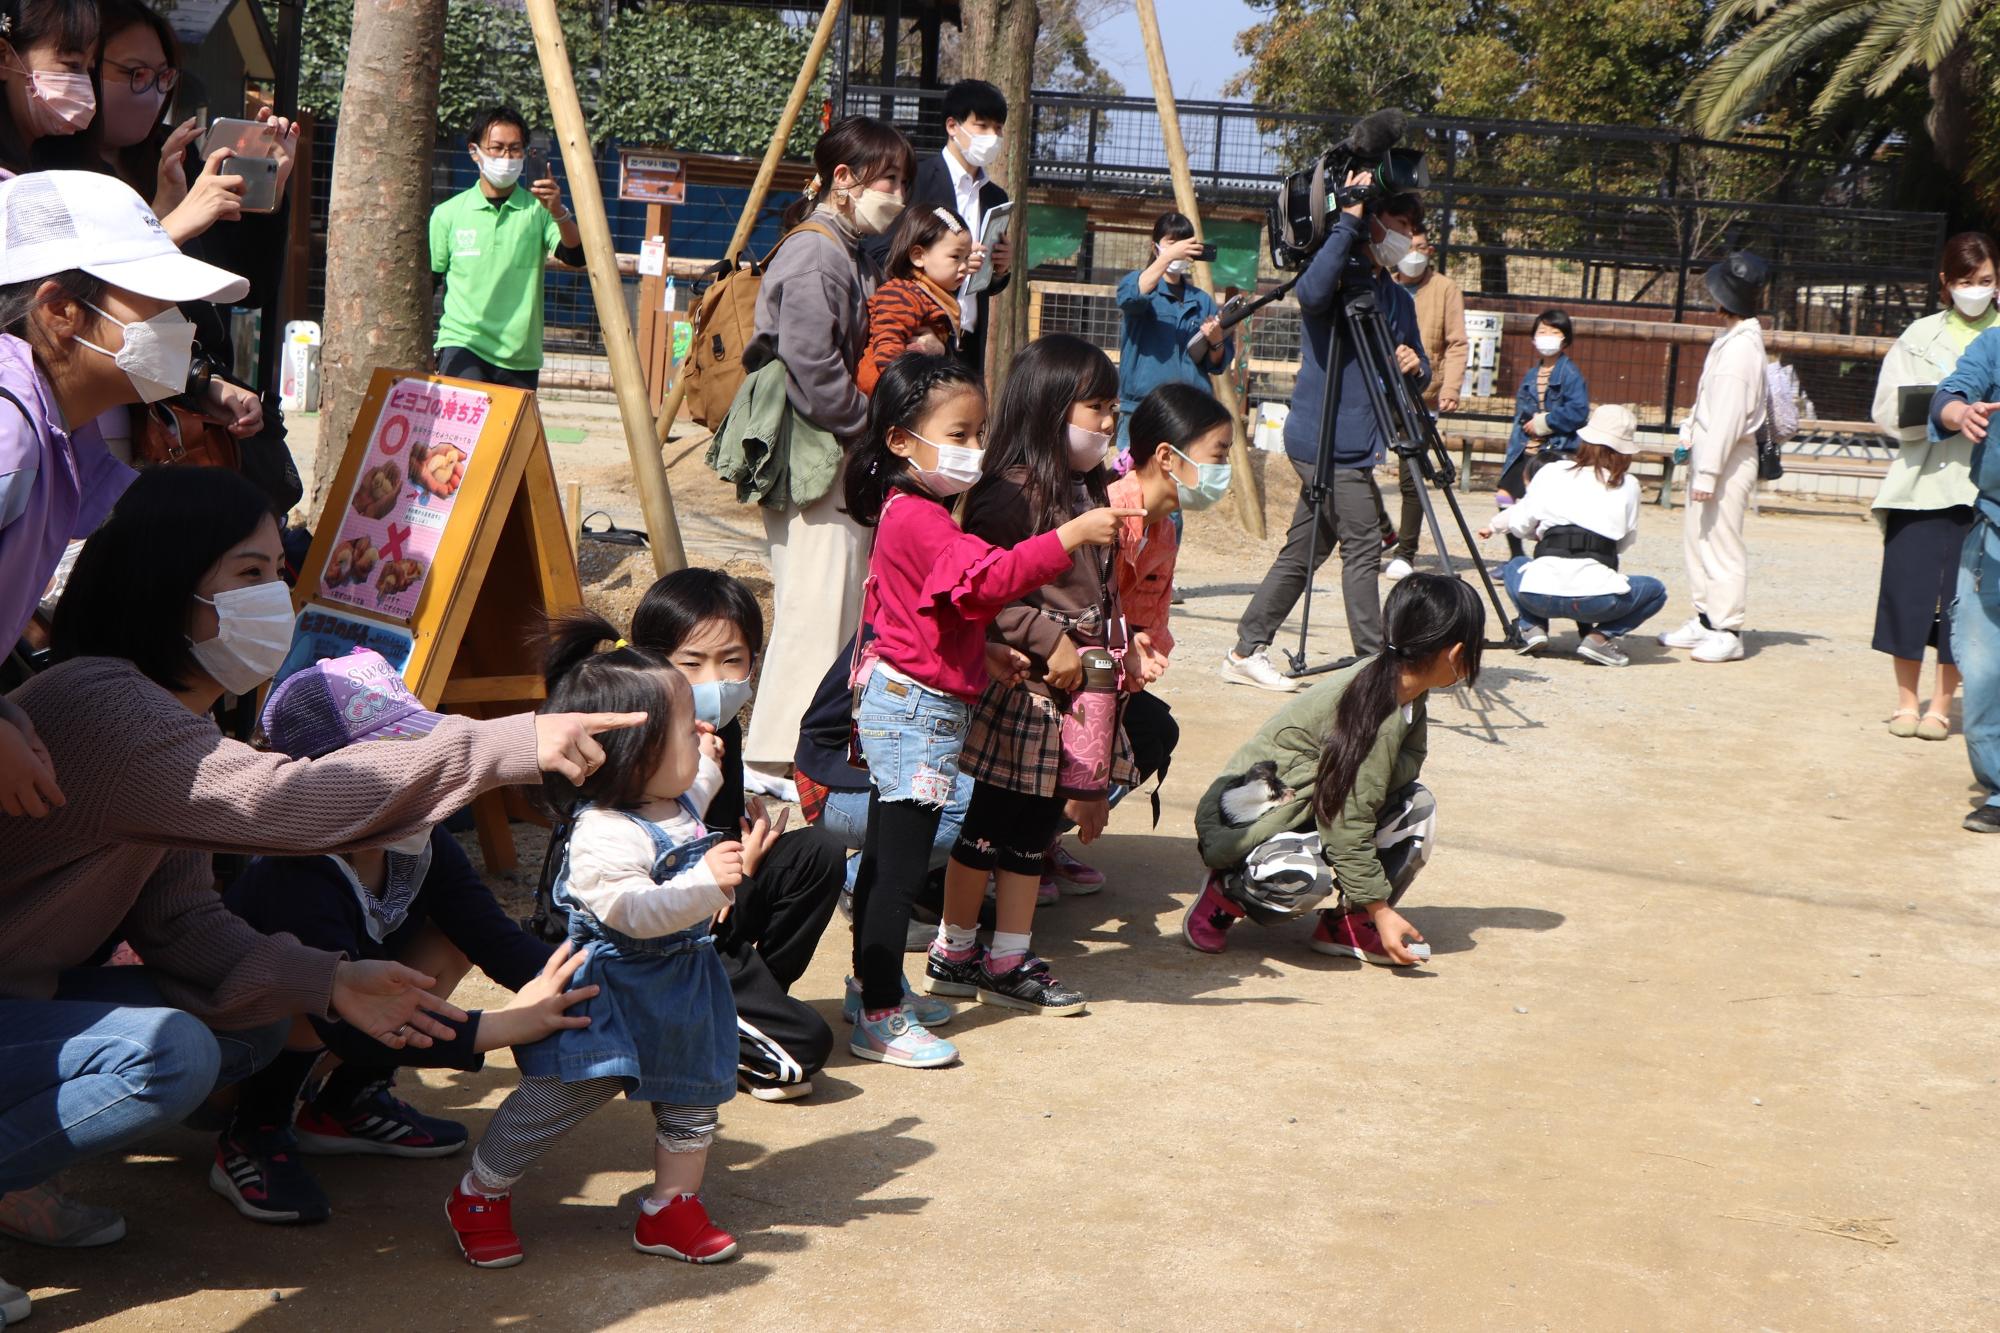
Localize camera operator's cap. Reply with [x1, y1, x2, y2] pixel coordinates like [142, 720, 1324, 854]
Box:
[0, 171, 250, 303]
[1703, 248, 1770, 316]
[1577, 403, 1641, 455]
[261, 648, 446, 759]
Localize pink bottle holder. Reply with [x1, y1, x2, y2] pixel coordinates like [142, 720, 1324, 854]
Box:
[1055, 647, 1122, 801]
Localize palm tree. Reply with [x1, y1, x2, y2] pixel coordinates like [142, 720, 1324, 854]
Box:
[1683, 0, 1988, 142]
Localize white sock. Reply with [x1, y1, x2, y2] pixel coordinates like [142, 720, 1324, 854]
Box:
[988, 930, 1031, 963]
[462, 1167, 510, 1199]
[641, 1192, 696, 1215]
[937, 922, 978, 953]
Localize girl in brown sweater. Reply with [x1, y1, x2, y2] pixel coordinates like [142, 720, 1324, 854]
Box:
[0, 468, 639, 1271]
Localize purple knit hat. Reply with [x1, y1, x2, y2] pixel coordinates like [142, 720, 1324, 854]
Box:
[261, 649, 445, 759]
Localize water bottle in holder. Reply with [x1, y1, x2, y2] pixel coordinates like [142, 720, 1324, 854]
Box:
[1055, 645, 1122, 801]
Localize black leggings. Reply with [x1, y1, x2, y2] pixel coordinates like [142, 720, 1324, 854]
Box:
[851, 795, 947, 1010]
[952, 781, 1065, 878]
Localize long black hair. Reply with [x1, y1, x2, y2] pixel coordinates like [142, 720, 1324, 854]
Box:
[844, 351, 982, 527]
[1312, 574, 1484, 824]
[539, 609, 686, 815]
[51, 466, 273, 691]
[970, 333, 1118, 534]
[782, 115, 915, 229]
[631, 567, 765, 660]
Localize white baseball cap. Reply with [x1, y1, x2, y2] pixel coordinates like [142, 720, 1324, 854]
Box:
[0, 171, 250, 303]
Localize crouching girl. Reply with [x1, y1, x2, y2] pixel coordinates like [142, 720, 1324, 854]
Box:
[1182, 574, 1482, 964]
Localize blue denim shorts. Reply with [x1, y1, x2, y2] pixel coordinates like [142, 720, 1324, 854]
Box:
[854, 669, 969, 808]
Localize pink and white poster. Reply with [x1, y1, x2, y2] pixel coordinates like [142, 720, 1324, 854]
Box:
[322, 378, 492, 624]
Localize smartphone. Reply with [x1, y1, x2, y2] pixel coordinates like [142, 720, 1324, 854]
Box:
[525, 148, 551, 185]
[1196, 243, 1218, 262]
[202, 117, 281, 213]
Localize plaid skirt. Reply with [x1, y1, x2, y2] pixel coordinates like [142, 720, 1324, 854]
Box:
[960, 679, 1140, 799]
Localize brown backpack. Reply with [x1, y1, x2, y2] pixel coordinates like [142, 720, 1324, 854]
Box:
[681, 221, 839, 430]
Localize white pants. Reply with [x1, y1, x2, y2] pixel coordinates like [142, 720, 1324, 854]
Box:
[1682, 438, 1758, 632]
[744, 476, 866, 769]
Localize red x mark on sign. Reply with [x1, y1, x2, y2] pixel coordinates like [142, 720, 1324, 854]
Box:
[381, 522, 412, 562]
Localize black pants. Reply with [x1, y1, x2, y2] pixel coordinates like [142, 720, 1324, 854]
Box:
[953, 782, 1065, 878]
[712, 826, 843, 1089]
[436, 345, 540, 392]
[851, 797, 944, 1010]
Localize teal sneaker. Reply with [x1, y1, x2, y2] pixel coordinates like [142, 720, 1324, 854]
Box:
[848, 1008, 958, 1069]
[842, 975, 954, 1029]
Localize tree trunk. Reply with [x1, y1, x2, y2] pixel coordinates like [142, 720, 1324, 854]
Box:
[960, 0, 1039, 398]
[310, 0, 448, 522]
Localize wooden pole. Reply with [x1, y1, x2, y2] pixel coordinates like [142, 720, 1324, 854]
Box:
[652, 0, 847, 447]
[1133, 0, 1265, 539]
[525, 0, 687, 574]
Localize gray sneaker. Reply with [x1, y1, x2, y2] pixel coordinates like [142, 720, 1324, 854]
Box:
[1, 1276, 29, 1326]
[1221, 648, 1300, 693]
[0, 1181, 126, 1248]
[1575, 637, 1630, 668]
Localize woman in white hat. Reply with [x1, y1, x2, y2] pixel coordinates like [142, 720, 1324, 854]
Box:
[1480, 402, 1669, 668]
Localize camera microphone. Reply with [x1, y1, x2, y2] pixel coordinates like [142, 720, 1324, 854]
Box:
[1348, 108, 1408, 157]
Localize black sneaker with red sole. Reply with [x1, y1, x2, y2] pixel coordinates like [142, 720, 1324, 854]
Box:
[295, 1080, 467, 1158]
[210, 1126, 332, 1224]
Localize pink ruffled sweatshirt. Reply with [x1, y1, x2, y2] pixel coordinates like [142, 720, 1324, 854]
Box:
[866, 487, 1074, 701]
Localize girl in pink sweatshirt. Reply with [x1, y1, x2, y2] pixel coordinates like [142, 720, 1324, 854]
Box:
[840, 352, 1133, 1069]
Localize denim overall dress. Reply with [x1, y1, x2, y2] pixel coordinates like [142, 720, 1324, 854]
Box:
[514, 803, 739, 1105]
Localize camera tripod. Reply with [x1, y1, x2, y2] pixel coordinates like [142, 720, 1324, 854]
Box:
[1284, 264, 1517, 678]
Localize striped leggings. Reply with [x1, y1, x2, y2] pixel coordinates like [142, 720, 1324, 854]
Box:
[470, 1076, 718, 1194]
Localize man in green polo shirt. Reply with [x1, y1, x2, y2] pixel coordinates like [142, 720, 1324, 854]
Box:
[429, 105, 585, 391]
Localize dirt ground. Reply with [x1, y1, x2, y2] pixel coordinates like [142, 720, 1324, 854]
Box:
[17, 402, 1995, 1330]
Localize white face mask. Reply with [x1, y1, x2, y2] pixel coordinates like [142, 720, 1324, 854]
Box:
[953, 125, 1001, 170]
[1156, 244, 1192, 278]
[1371, 226, 1412, 271]
[1067, 422, 1112, 471]
[188, 581, 296, 695]
[1952, 284, 1995, 318]
[906, 429, 984, 497]
[851, 186, 904, 237]
[1398, 250, 1430, 279]
[385, 827, 433, 856]
[76, 300, 197, 404]
[1533, 333, 1565, 357]
[476, 150, 524, 190]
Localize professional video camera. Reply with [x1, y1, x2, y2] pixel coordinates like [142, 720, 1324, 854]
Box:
[1267, 108, 1429, 270]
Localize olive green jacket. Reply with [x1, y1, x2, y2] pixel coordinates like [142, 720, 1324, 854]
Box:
[1194, 657, 1427, 907]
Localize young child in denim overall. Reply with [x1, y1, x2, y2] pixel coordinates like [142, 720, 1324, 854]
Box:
[447, 613, 778, 1269]
[842, 353, 1133, 1069]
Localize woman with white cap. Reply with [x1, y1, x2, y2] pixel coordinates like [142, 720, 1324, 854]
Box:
[1481, 402, 1669, 668]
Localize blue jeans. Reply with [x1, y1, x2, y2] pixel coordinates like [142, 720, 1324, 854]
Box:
[0, 968, 288, 1194]
[1501, 557, 1668, 639]
[1951, 520, 2000, 810]
[821, 773, 973, 891]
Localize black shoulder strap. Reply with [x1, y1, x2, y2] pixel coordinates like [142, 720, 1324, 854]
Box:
[0, 387, 32, 423]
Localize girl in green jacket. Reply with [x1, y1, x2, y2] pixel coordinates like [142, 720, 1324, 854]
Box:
[1183, 574, 1484, 965]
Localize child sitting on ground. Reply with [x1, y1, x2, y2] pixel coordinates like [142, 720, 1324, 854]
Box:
[214, 650, 599, 1226]
[858, 206, 971, 394]
[447, 613, 778, 1269]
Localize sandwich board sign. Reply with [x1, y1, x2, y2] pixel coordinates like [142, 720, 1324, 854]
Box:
[287, 371, 584, 869]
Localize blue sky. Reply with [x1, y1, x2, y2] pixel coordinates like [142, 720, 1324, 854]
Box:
[1089, 0, 1260, 100]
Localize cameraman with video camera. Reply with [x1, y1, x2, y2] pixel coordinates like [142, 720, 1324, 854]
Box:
[1222, 176, 1430, 692]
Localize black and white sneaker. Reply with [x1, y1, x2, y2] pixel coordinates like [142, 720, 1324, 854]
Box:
[210, 1126, 332, 1224]
[294, 1079, 467, 1158]
[974, 955, 1087, 1017]
[923, 943, 987, 997]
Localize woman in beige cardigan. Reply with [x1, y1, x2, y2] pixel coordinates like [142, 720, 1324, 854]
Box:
[1868, 231, 1997, 740]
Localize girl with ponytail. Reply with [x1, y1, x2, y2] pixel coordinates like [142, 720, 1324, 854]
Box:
[449, 610, 779, 1271]
[1186, 574, 1484, 965]
[843, 353, 1132, 1068]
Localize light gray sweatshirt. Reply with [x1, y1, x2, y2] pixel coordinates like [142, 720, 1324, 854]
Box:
[752, 206, 878, 446]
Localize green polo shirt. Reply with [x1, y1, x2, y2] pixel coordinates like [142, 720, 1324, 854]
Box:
[429, 183, 563, 371]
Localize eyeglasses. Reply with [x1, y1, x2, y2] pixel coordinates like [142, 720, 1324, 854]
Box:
[103, 59, 178, 95]
[478, 144, 526, 159]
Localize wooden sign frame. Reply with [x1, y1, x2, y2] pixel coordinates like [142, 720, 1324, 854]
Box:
[291, 369, 584, 869]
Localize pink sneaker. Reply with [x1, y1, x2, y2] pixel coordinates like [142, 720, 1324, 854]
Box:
[1037, 875, 1061, 906]
[1180, 872, 1244, 954]
[1046, 840, 1105, 894]
[1310, 909, 1427, 966]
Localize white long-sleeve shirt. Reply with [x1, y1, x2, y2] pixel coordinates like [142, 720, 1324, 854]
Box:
[1683, 318, 1767, 485]
[564, 755, 730, 939]
[1490, 460, 1641, 597]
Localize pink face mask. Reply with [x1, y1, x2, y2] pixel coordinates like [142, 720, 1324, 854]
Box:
[13, 66, 96, 135]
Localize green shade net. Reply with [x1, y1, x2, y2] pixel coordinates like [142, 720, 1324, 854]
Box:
[1026, 205, 1088, 268]
[1206, 219, 1263, 291]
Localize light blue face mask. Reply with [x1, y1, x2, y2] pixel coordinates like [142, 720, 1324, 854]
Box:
[690, 676, 755, 728]
[1170, 445, 1232, 511]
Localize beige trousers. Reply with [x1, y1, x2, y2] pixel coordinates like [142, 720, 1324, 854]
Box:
[743, 475, 867, 770]
[1682, 438, 1759, 631]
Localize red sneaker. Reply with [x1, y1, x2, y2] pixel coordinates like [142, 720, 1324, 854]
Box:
[446, 1184, 524, 1268]
[632, 1194, 738, 1263]
[1180, 872, 1244, 954]
[1310, 909, 1426, 966]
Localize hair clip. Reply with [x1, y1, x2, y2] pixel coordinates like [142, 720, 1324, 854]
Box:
[804, 174, 822, 200]
[614, 637, 628, 649]
[931, 208, 964, 234]
[0, 15, 12, 33]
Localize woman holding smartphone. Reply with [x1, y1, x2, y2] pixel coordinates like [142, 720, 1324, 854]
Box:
[1114, 210, 1233, 458]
